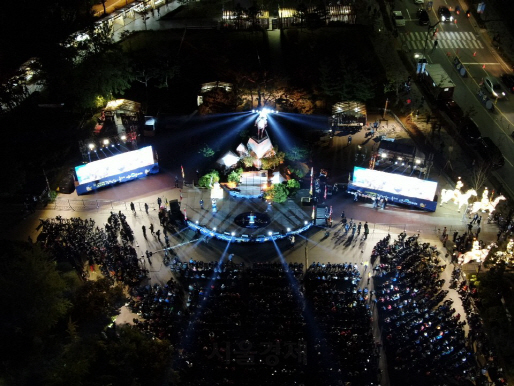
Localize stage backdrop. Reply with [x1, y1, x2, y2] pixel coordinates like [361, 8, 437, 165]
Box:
[348, 167, 438, 211]
[75, 146, 159, 195]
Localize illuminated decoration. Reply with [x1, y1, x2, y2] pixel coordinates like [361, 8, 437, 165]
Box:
[246, 136, 274, 169]
[255, 109, 269, 139]
[459, 240, 491, 265]
[75, 146, 158, 195]
[211, 182, 224, 200]
[440, 178, 478, 211]
[470, 187, 506, 214]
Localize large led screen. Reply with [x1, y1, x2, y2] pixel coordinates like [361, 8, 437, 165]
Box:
[352, 167, 437, 201]
[75, 146, 155, 184]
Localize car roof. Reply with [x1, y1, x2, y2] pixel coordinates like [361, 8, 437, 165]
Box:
[393, 11, 403, 15]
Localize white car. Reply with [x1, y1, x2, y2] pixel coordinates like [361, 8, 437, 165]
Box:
[483, 75, 506, 99]
[392, 11, 406, 27]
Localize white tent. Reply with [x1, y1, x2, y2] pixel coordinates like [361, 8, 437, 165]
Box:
[247, 136, 273, 159]
[217, 151, 240, 167]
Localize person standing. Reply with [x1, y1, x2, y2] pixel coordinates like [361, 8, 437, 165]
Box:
[130, 202, 135, 213]
[348, 135, 352, 146]
[157, 197, 162, 208]
[144, 203, 149, 214]
[476, 226, 481, 239]
[175, 176, 179, 188]
[150, 223, 155, 235]
[156, 229, 161, 242]
[142, 225, 147, 238]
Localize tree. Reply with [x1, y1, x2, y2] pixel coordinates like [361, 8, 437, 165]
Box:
[0, 242, 71, 382]
[471, 161, 491, 192]
[287, 178, 301, 190]
[266, 183, 289, 203]
[198, 88, 236, 115]
[242, 156, 254, 168]
[199, 144, 215, 158]
[228, 167, 243, 183]
[0, 243, 71, 337]
[247, 2, 262, 28]
[286, 146, 309, 162]
[70, 278, 126, 325]
[198, 170, 220, 188]
[294, 2, 308, 27]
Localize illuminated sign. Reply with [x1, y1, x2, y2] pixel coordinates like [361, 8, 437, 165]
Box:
[76, 146, 155, 184]
[75, 146, 158, 195]
[351, 167, 437, 201]
[348, 167, 438, 211]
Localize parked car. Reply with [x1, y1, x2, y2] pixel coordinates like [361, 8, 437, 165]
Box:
[417, 9, 430, 25]
[438, 6, 453, 22]
[459, 118, 481, 144]
[500, 74, 514, 93]
[473, 137, 505, 169]
[392, 11, 406, 27]
[438, 99, 464, 124]
[414, 0, 424, 3]
[482, 75, 506, 99]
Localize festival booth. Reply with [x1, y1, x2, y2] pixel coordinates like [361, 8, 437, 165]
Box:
[348, 167, 438, 212]
[74, 146, 159, 195]
[331, 101, 367, 130]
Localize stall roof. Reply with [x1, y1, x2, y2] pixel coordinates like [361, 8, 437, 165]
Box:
[332, 101, 367, 117]
[104, 99, 141, 113]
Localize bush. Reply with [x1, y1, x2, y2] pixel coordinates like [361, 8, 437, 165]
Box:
[198, 170, 220, 188]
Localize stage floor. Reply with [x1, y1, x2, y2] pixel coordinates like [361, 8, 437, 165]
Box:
[181, 186, 312, 237]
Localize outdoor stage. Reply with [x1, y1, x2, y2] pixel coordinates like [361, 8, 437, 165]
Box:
[180, 185, 312, 242]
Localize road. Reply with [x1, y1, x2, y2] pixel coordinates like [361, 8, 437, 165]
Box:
[393, 0, 514, 195]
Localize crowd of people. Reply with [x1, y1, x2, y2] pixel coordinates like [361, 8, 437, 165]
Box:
[36, 214, 147, 285]
[123, 260, 380, 385]
[33, 210, 503, 385]
[372, 233, 476, 385]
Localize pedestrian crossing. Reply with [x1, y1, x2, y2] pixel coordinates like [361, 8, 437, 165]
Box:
[403, 31, 484, 50]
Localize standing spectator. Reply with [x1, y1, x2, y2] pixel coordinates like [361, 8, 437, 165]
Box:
[150, 223, 155, 235]
[157, 197, 162, 208]
[130, 202, 136, 213]
[144, 203, 149, 214]
[142, 225, 147, 238]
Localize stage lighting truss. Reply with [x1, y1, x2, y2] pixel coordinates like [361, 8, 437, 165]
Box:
[252, 107, 278, 116]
